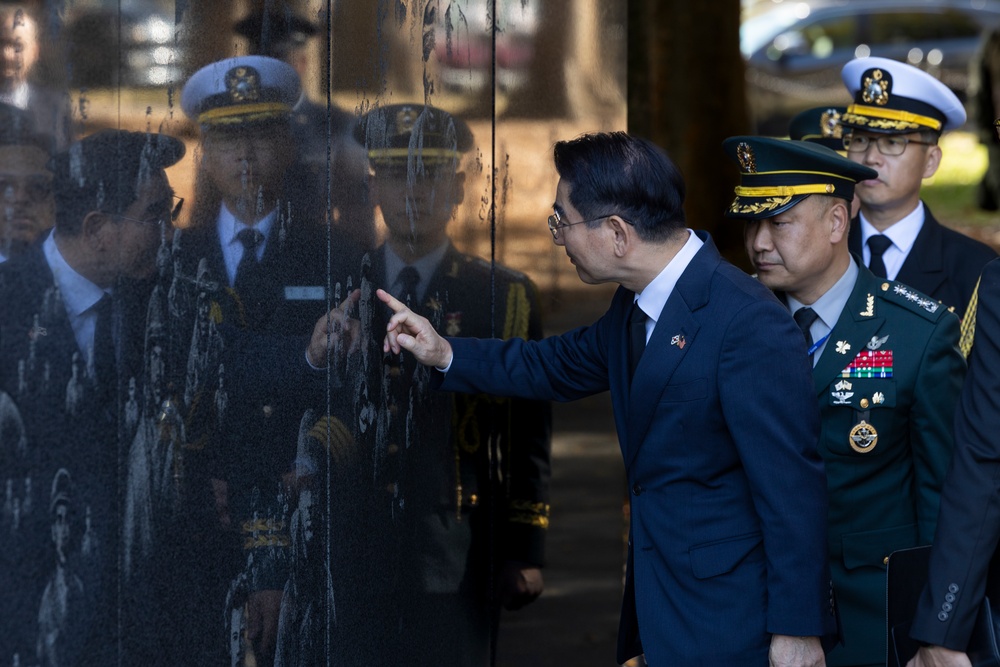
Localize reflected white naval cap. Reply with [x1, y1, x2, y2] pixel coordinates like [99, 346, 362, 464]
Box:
[180, 55, 300, 127]
[840, 56, 966, 134]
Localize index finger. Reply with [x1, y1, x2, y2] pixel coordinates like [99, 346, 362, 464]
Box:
[338, 288, 361, 313]
[376, 288, 407, 314]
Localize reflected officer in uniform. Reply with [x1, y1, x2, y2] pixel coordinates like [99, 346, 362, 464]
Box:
[355, 103, 552, 666]
[731, 136, 966, 667]
[178, 54, 360, 667]
[840, 57, 997, 320]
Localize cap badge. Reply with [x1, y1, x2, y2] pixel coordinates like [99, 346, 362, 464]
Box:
[862, 69, 890, 106]
[820, 109, 843, 138]
[394, 107, 421, 134]
[226, 66, 261, 103]
[849, 420, 878, 453]
[736, 142, 756, 173]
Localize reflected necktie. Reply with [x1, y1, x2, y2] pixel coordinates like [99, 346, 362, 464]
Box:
[628, 300, 647, 381]
[793, 306, 819, 352]
[867, 234, 892, 279]
[396, 266, 421, 308]
[234, 228, 267, 324]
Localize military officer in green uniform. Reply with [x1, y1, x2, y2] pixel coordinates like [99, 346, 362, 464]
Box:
[726, 136, 966, 667]
[341, 103, 552, 666]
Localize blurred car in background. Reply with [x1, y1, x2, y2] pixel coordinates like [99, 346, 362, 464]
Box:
[742, 0, 1000, 134]
[433, 0, 540, 94]
[64, 0, 182, 89]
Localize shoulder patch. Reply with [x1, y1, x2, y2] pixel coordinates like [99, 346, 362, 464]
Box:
[877, 280, 946, 321]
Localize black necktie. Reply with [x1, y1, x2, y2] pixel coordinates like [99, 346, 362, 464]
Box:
[628, 300, 647, 381]
[396, 266, 421, 308]
[867, 234, 892, 279]
[793, 307, 819, 351]
[234, 228, 267, 324]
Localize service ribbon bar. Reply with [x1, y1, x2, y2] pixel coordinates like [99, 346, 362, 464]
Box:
[840, 350, 893, 378]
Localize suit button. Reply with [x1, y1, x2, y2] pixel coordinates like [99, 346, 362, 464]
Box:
[388, 443, 399, 454]
[262, 404, 273, 417]
[942, 602, 953, 612]
[469, 494, 479, 506]
[632, 483, 643, 496]
[938, 611, 949, 621]
[945, 593, 956, 603]
[949, 584, 960, 593]
[883, 556, 889, 565]
[860, 398, 870, 409]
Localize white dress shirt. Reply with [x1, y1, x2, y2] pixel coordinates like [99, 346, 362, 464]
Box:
[858, 202, 924, 281]
[632, 229, 704, 342]
[216, 203, 277, 286]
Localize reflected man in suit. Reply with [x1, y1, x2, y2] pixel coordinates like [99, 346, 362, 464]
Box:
[732, 136, 966, 667]
[840, 57, 996, 320]
[374, 131, 832, 666]
[0, 129, 184, 666]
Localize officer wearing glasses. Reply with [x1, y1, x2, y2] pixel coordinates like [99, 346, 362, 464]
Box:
[840, 57, 996, 321]
[0, 102, 53, 263]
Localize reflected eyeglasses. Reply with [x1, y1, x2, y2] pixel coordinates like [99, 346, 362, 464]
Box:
[843, 133, 935, 156]
[117, 195, 184, 228]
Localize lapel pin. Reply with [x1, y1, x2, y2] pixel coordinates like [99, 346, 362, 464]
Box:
[671, 334, 686, 349]
[835, 340, 851, 354]
[866, 334, 888, 350]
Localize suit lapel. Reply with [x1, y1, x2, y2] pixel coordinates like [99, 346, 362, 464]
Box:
[895, 207, 945, 297]
[812, 270, 885, 395]
[622, 234, 717, 468]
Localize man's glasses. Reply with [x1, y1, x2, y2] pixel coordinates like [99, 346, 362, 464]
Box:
[117, 195, 184, 228]
[547, 210, 632, 239]
[843, 133, 936, 156]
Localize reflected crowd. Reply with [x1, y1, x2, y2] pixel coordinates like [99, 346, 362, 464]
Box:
[0, 4, 552, 667]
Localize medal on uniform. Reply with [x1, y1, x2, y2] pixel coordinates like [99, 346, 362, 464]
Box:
[849, 420, 878, 453]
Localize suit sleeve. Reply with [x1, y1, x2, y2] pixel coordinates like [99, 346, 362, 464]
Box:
[440, 292, 620, 402]
[718, 298, 832, 637]
[910, 311, 965, 544]
[910, 259, 1000, 649]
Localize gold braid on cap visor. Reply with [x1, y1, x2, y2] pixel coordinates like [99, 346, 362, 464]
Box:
[844, 104, 942, 132]
[198, 102, 291, 125]
[367, 147, 463, 162]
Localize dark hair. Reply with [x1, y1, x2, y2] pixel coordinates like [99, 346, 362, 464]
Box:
[552, 132, 686, 242]
[50, 130, 184, 235]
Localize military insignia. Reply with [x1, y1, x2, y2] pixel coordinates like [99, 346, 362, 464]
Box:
[394, 106, 421, 134]
[892, 284, 940, 313]
[831, 391, 854, 405]
[873, 391, 885, 405]
[225, 66, 261, 102]
[860, 294, 874, 317]
[835, 341, 851, 355]
[670, 334, 686, 349]
[835, 380, 853, 391]
[866, 334, 889, 350]
[736, 142, 756, 173]
[861, 68, 890, 106]
[445, 312, 462, 336]
[427, 297, 443, 312]
[819, 108, 843, 139]
[849, 420, 879, 453]
[841, 349, 894, 378]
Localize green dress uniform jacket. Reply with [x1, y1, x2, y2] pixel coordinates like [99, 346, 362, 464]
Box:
[809, 263, 965, 667]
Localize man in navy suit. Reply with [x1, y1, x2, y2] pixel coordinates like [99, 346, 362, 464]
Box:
[840, 57, 996, 321]
[369, 131, 833, 666]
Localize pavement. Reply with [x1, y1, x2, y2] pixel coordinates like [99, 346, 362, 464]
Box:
[494, 286, 637, 667]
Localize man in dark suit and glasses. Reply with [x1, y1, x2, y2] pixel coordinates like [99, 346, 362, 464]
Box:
[368, 131, 833, 666]
[0, 129, 184, 666]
